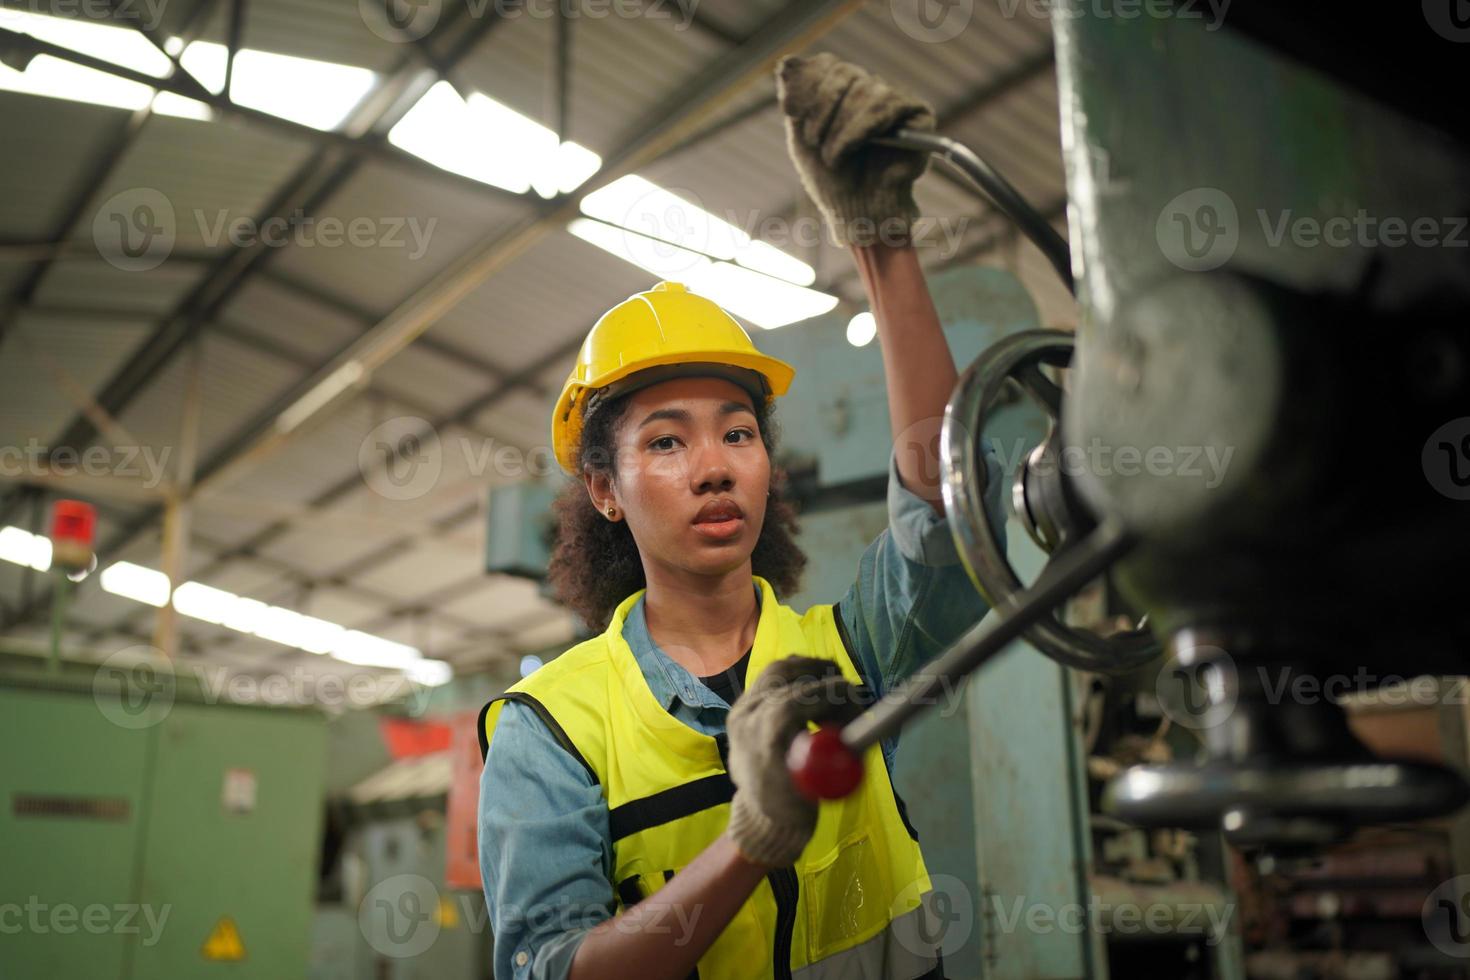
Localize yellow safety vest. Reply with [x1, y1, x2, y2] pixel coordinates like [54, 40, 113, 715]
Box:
[479, 575, 943, 980]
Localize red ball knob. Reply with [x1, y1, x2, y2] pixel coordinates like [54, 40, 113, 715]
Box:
[787, 724, 864, 800]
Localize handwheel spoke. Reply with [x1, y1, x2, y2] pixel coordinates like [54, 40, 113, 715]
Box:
[1016, 361, 1063, 417]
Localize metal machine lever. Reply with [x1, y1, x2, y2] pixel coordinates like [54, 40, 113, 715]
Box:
[788, 520, 1134, 799]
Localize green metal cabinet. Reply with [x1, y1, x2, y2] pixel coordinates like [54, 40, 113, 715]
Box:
[1, 687, 152, 977]
[0, 677, 327, 979]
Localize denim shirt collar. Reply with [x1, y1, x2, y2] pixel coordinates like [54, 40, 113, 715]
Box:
[621, 581, 761, 712]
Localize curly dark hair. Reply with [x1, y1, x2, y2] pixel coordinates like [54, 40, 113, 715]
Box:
[547, 391, 806, 633]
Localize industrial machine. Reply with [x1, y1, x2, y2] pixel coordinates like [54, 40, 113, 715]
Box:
[781, 2, 1470, 975]
[794, 0, 1470, 829]
[0, 668, 327, 978]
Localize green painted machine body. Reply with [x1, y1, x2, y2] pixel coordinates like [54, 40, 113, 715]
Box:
[0, 676, 327, 979]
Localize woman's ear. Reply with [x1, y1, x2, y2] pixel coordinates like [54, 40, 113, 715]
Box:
[584, 469, 617, 518]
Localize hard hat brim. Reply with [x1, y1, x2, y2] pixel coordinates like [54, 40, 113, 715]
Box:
[553, 349, 794, 474]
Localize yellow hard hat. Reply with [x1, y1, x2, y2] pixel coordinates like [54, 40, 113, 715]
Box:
[551, 281, 796, 474]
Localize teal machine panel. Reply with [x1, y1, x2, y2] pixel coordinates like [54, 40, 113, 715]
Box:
[0, 674, 327, 979]
[891, 537, 1100, 980]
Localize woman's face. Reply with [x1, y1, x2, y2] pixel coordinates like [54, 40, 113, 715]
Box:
[589, 375, 771, 581]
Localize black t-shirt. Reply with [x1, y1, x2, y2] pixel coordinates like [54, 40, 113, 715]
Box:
[698, 647, 753, 706]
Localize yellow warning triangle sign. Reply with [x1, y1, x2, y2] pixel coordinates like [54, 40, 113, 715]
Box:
[201, 916, 246, 961]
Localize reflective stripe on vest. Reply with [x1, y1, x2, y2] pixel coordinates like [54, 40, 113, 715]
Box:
[481, 575, 940, 980]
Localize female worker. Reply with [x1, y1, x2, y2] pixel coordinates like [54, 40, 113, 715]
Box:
[478, 53, 1006, 980]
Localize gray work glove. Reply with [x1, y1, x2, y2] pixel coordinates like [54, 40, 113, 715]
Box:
[725, 655, 863, 868]
[776, 52, 936, 247]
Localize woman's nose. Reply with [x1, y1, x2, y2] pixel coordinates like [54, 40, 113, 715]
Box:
[690, 440, 736, 492]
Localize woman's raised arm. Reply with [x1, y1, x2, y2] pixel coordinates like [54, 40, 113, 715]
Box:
[852, 244, 956, 513]
[775, 53, 952, 514]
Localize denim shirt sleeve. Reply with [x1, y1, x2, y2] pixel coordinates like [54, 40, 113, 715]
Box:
[836, 438, 1007, 767]
[479, 699, 614, 980]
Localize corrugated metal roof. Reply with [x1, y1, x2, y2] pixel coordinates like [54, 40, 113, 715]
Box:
[510, 612, 579, 654]
[349, 532, 486, 599]
[93, 114, 319, 247]
[430, 226, 654, 369]
[0, 93, 133, 239]
[222, 276, 368, 360]
[685, 0, 790, 39]
[81, 330, 310, 483]
[33, 260, 207, 315]
[468, 385, 550, 451]
[174, 0, 406, 75]
[0, 316, 155, 449]
[436, 573, 552, 628]
[270, 158, 534, 318]
[455, 6, 729, 158]
[372, 342, 504, 419]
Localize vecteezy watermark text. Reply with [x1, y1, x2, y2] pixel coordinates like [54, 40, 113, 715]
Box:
[987, 893, 1235, 944]
[995, 0, 1229, 29]
[94, 649, 437, 731]
[359, 418, 1239, 503]
[1255, 670, 1470, 709]
[192, 665, 434, 715]
[193, 210, 437, 259]
[0, 439, 172, 488]
[1157, 187, 1468, 271]
[6, 0, 167, 30]
[359, 417, 560, 501]
[359, 874, 703, 959]
[889, 0, 1230, 45]
[0, 899, 171, 947]
[1257, 210, 1469, 250]
[618, 204, 976, 265]
[359, 0, 699, 43]
[93, 188, 438, 272]
[989, 436, 1235, 489]
[1155, 649, 1470, 731]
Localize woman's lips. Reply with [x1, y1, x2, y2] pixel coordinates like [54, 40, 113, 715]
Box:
[692, 515, 744, 540]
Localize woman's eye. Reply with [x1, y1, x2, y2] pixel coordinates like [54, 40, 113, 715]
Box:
[650, 436, 678, 451]
[727, 428, 754, 443]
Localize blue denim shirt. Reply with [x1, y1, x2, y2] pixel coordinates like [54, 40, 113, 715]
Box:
[479, 445, 1005, 980]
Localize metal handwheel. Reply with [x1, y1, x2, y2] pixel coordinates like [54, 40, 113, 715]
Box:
[790, 342, 1160, 797]
[941, 330, 1160, 674]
